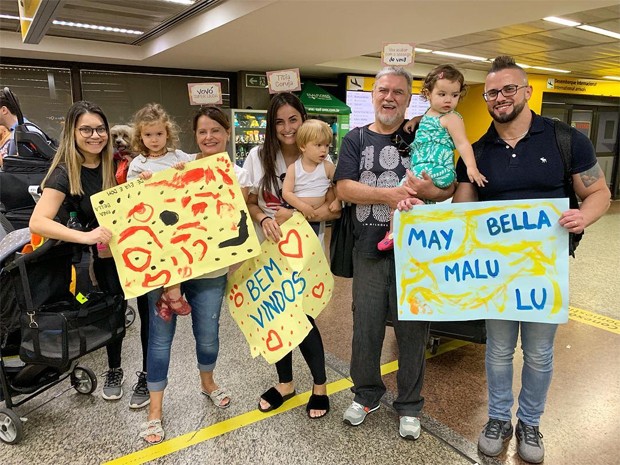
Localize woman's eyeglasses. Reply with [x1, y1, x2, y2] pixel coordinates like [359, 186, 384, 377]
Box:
[78, 126, 108, 137]
[390, 134, 411, 156]
[482, 84, 527, 101]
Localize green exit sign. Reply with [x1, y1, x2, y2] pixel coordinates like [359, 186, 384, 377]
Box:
[246, 74, 267, 88]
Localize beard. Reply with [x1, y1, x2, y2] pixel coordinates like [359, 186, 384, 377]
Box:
[489, 99, 526, 123]
[376, 109, 405, 127]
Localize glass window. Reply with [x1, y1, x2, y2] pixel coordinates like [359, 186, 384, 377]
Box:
[80, 71, 230, 153]
[0, 65, 73, 140]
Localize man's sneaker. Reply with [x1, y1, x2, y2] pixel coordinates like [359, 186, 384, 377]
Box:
[516, 419, 545, 464]
[399, 416, 421, 440]
[478, 418, 513, 457]
[343, 401, 379, 426]
[129, 371, 150, 409]
[101, 368, 125, 400]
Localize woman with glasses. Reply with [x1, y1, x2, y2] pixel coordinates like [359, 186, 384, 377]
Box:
[30, 100, 127, 402]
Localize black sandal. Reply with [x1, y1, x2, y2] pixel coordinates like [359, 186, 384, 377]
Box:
[306, 394, 330, 419]
[258, 387, 296, 412]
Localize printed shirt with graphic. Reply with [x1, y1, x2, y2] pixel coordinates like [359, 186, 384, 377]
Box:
[456, 112, 597, 201]
[333, 126, 409, 257]
[409, 111, 457, 188]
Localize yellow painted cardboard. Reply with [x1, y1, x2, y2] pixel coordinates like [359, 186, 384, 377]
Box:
[91, 154, 260, 299]
[227, 213, 334, 363]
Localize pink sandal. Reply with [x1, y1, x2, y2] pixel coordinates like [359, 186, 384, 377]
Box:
[156, 293, 192, 316]
[377, 232, 394, 251]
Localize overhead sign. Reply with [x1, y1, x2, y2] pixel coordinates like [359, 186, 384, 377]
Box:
[266, 68, 302, 94]
[246, 74, 267, 88]
[394, 198, 569, 324]
[18, 0, 63, 44]
[381, 42, 416, 67]
[187, 82, 222, 105]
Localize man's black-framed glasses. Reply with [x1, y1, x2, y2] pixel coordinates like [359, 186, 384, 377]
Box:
[78, 126, 108, 137]
[482, 84, 527, 102]
[390, 133, 411, 156]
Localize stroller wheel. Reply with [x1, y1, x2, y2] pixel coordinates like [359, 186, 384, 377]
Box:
[71, 366, 97, 395]
[125, 304, 137, 328]
[0, 408, 23, 445]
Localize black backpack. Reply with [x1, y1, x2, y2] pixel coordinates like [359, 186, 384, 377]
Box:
[0, 87, 58, 229]
[473, 119, 583, 257]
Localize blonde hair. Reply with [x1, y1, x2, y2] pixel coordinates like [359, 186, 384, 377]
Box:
[296, 119, 332, 150]
[42, 101, 115, 196]
[131, 103, 179, 155]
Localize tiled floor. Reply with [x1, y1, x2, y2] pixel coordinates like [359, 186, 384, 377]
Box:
[1, 202, 618, 465]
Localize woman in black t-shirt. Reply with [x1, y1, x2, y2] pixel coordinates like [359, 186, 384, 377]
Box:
[30, 100, 128, 401]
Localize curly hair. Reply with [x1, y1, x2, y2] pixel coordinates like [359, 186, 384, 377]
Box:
[131, 103, 180, 155]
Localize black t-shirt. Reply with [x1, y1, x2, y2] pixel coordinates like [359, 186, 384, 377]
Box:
[44, 163, 103, 228]
[334, 123, 412, 257]
[456, 112, 597, 201]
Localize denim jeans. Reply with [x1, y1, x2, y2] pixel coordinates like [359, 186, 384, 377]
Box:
[146, 275, 227, 392]
[350, 249, 430, 417]
[485, 319, 558, 426]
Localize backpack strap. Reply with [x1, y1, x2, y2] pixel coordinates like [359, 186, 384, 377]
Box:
[552, 118, 583, 256]
[553, 119, 579, 209]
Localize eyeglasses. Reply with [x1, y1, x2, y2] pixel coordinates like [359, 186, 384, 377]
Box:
[390, 133, 411, 156]
[78, 126, 107, 137]
[482, 84, 527, 101]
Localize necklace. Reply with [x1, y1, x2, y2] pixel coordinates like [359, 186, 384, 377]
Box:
[501, 129, 529, 141]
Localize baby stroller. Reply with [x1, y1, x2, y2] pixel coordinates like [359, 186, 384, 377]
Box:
[0, 222, 126, 445]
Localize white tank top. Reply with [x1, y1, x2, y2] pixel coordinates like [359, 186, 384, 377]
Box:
[293, 159, 331, 198]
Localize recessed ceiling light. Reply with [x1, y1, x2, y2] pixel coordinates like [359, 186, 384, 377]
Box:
[531, 66, 571, 74]
[53, 20, 143, 35]
[603, 76, 620, 81]
[0, 14, 29, 20]
[414, 48, 432, 54]
[432, 51, 488, 62]
[163, 0, 195, 4]
[577, 25, 620, 40]
[516, 63, 531, 69]
[543, 17, 580, 27]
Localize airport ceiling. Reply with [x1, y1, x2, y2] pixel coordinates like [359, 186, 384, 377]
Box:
[0, 0, 619, 83]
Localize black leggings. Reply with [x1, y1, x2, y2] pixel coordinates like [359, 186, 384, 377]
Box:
[136, 294, 149, 372]
[275, 315, 327, 385]
[92, 257, 125, 369]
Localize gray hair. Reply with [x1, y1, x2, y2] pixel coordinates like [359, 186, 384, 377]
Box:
[374, 66, 413, 91]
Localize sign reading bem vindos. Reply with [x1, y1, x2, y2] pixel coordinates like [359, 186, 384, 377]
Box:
[394, 199, 569, 324]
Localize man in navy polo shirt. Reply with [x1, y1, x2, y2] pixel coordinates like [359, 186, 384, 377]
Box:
[453, 56, 611, 464]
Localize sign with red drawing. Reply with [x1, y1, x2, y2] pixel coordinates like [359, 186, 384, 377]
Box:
[91, 154, 261, 299]
[226, 213, 334, 364]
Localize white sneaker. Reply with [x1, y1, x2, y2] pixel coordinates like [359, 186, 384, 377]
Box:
[343, 401, 380, 426]
[399, 416, 421, 440]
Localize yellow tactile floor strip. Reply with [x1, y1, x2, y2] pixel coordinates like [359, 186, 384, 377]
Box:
[103, 340, 468, 465]
[569, 305, 620, 335]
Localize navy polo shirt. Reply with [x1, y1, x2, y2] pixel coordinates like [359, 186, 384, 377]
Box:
[456, 111, 597, 202]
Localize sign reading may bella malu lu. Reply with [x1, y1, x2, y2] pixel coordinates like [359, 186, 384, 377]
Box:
[227, 213, 334, 364]
[394, 198, 570, 324]
[91, 154, 260, 299]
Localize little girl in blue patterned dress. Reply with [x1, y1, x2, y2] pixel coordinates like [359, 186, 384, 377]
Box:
[378, 64, 487, 250]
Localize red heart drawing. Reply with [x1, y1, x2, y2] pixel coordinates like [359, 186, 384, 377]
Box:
[266, 330, 283, 352]
[278, 229, 303, 258]
[312, 282, 325, 298]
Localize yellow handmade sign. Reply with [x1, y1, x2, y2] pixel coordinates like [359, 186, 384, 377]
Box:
[91, 154, 260, 299]
[227, 213, 334, 364]
[394, 198, 570, 324]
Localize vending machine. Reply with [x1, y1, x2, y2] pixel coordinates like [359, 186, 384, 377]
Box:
[229, 109, 267, 166]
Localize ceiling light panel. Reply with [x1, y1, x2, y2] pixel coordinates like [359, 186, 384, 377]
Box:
[431, 51, 489, 62]
[543, 16, 581, 27]
[577, 24, 620, 40]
